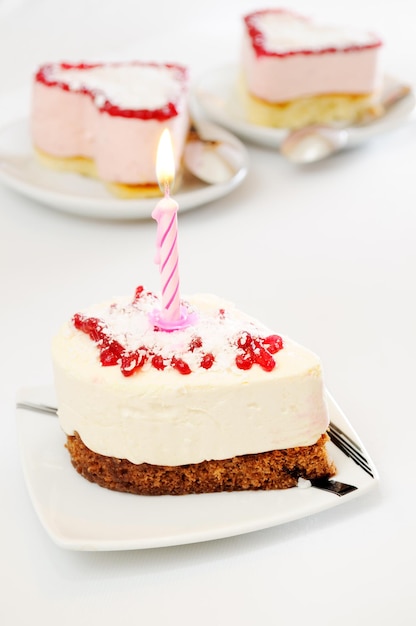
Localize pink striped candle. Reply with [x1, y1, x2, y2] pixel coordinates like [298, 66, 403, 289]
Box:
[151, 129, 196, 331]
[152, 194, 180, 324]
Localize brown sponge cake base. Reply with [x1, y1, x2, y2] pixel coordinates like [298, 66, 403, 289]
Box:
[66, 432, 336, 496]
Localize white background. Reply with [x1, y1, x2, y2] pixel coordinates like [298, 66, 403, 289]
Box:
[1, 0, 415, 624]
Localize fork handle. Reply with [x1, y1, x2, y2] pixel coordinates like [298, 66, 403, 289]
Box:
[310, 478, 358, 496]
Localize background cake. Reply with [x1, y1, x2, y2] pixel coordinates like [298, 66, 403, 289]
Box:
[241, 9, 383, 128]
[52, 286, 335, 496]
[31, 61, 190, 197]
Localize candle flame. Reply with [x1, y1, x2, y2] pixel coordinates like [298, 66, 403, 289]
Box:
[156, 129, 175, 192]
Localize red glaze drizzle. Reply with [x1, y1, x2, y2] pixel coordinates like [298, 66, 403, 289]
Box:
[35, 61, 188, 121]
[244, 9, 382, 58]
[72, 286, 284, 377]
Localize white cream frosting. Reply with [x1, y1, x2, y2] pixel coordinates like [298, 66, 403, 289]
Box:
[252, 12, 380, 54]
[52, 293, 329, 466]
[45, 64, 184, 111]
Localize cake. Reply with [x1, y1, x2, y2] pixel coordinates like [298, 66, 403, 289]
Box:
[52, 286, 336, 495]
[241, 9, 383, 129]
[31, 62, 190, 197]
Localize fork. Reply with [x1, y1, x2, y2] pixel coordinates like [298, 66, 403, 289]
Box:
[15, 400, 374, 479]
[16, 401, 58, 416]
[328, 421, 375, 478]
[16, 400, 368, 496]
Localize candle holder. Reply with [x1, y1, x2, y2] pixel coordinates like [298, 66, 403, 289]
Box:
[149, 304, 198, 332]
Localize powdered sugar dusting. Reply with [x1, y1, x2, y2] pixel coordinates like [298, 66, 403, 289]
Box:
[73, 288, 283, 375]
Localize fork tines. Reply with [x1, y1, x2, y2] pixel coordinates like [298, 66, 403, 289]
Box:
[328, 422, 375, 478]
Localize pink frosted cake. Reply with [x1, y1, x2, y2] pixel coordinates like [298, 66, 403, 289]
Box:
[241, 9, 383, 128]
[52, 287, 336, 496]
[31, 62, 190, 197]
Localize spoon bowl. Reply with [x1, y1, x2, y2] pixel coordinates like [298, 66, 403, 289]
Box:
[183, 123, 242, 184]
[280, 126, 349, 164]
[280, 82, 415, 164]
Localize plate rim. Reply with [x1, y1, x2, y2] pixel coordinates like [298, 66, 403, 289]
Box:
[15, 384, 379, 551]
[0, 116, 249, 220]
[192, 63, 287, 148]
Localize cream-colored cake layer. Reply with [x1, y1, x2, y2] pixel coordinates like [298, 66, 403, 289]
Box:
[52, 294, 329, 466]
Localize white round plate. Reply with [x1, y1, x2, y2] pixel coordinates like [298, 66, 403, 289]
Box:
[16, 385, 378, 551]
[193, 64, 416, 149]
[0, 118, 249, 220]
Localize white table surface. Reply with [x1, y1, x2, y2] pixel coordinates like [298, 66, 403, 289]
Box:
[1, 1, 415, 624]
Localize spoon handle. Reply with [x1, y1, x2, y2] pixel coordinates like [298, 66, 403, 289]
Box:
[347, 88, 415, 146]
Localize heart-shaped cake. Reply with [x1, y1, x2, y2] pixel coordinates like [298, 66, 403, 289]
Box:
[31, 62, 190, 197]
[241, 9, 383, 128]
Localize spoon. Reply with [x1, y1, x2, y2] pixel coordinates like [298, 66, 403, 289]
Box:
[280, 82, 415, 164]
[183, 123, 242, 184]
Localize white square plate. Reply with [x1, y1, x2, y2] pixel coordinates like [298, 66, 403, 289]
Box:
[16, 385, 378, 551]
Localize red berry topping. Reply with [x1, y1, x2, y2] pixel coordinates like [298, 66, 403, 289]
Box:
[134, 285, 145, 301]
[83, 318, 101, 341]
[98, 339, 124, 367]
[151, 355, 166, 370]
[72, 312, 84, 330]
[236, 352, 254, 370]
[264, 334, 283, 354]
[108, 339, 124, 358]
[171, 357, 192, 375]
[72, 314, 103, 341]
[254, 346, 276, 372]
[100, 347, 120, 367]
[236, 332, 250, 349]
[189, 336, 203, 351]
[121, 350, 147, 376]
[200, 353, 215, 369]
[234, 331, 282, 372]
